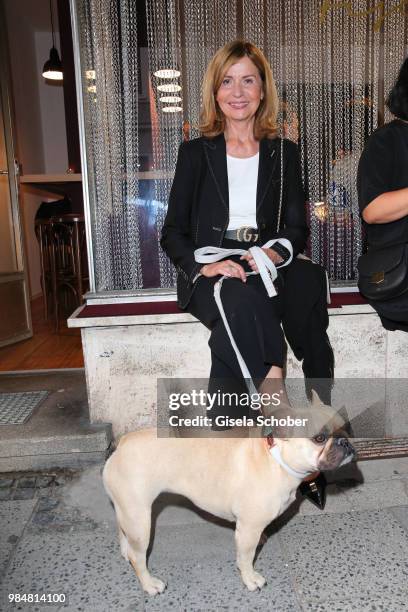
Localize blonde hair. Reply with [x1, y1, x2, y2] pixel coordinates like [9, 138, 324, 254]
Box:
[199, 40, 279, 140]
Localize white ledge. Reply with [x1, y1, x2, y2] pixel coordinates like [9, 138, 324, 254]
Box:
[68, 302, 376, 329]
[67, 305, 196, 327]
[328, 303, 375, 316]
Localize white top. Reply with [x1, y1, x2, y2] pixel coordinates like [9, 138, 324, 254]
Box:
[226, 153, 259, 230]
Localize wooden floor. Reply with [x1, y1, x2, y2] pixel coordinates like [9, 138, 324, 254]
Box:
[0, 297, 84, 371]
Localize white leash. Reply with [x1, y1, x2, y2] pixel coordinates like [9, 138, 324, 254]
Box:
[194, 239, 293, 396]
[269, 445, 312, 479]
[195, 238, 293, 298]
[193, 138, 330, 397]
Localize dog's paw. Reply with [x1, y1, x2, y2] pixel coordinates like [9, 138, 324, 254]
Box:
[142, 576, 167, 596]
[119, 536, 129, 560]
[242, 570, 266, 591]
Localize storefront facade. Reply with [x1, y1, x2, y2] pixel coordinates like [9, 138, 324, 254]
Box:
[68, 0, 408, 439]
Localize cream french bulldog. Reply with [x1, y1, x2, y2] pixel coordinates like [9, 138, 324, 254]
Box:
[103, 395, 355, 595]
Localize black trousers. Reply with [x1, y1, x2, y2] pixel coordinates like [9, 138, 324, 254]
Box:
[186, 239, 333, 418]
[369, 293, 408, 333]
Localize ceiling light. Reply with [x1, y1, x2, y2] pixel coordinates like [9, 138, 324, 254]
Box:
[42, 47, 63, 81]
[157, 84, 182, 93]
[162, 106, 183, 113]
[154, 69, 181, 78]
[42, 0, 63, 81]
[159, 96, 182, 103]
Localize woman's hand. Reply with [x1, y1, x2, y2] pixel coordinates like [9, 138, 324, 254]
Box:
[240, 248, 283, 273]
[201, 260, 247, 282]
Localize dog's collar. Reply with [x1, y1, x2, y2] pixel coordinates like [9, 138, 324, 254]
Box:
[267, 436, 312, 480]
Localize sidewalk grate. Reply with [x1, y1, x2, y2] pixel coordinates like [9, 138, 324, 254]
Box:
[354, 437, 408, 460]
[0, 391, 49, 425]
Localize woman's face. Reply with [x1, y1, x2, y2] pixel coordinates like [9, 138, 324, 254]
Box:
[215, 56, 263, 125]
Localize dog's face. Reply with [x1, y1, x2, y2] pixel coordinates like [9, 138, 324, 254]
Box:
[312, 427, 355, 471]
[278, 429, 355, 475]
[273, 393, 355, 474]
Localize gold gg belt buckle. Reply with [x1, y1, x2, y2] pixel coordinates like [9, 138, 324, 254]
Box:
[236, 227, 259, 243]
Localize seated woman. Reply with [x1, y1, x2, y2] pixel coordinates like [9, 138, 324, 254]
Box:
[161, 41, 333, 508]
[358, 56, 408, 331]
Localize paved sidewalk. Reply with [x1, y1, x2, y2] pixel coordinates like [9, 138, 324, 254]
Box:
[1, 462, 408, 612]
[0, 371, 111, 471]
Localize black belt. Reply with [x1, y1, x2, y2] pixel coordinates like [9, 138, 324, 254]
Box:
[224, 227, 259, 243]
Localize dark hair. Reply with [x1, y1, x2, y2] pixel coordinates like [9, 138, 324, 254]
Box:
[386, 57, 408, 120]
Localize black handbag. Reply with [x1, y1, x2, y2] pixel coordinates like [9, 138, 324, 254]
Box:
[357, 242, 408, 301]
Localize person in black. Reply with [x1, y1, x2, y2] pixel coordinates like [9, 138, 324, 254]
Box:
[357, 57, 408, 332]
[161, 40, 332, 508]
[161, 41, 333, 416]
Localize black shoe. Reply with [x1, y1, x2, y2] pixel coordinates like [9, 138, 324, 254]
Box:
[299, 473, 327, 510]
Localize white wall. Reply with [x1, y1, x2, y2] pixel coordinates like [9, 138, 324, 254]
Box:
[35, 31, 68, 173]
[4, 0, 45, 174]
[3, 0, 68, 299]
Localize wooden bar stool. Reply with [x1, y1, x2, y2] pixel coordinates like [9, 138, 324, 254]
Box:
[48, 214, 88, 331]
[35, 218, 53, 321]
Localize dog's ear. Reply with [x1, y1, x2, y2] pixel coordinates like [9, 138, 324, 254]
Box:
[310, 389, 329, 408]
[309, 390, 353, 436]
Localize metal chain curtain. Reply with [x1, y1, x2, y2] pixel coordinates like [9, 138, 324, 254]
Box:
[150, 0, 407, 284]
[145, 0, 181, 289]
[146, 0, 238, 289]
[75, 0, 408, 292]
[75, 0, 143, 291]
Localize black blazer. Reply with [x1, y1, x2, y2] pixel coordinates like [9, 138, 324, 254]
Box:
[161, 133, 309, 309]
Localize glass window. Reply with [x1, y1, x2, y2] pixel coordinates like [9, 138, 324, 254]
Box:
[73, 0, 408, 293]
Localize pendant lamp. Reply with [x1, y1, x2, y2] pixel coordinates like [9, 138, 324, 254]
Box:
[42, 0, 63, 81]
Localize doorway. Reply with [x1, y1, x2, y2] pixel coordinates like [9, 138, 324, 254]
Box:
[0, 0, 83, 372]
[0, 1, 32, 352]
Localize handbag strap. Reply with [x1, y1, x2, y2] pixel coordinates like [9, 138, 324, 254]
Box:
[277, 136, 284, 232]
